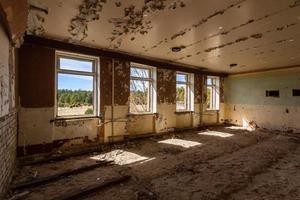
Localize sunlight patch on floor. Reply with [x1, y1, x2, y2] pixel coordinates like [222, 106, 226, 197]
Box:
[90, 150, 154, 165]
[198, 131, 234, 138]
[226, 126, 250, 131]
[158, 139, 202, 148]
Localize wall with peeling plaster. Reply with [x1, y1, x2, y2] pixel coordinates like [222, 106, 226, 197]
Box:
[222, 67, 300, 132]
[17, 43, 219, 155]
[0, 23, 18, 197]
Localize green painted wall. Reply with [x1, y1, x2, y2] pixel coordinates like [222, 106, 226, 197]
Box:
[225, 68, 300, 106]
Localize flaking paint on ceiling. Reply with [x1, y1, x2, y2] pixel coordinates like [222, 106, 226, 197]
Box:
[27, 0, 300, 73]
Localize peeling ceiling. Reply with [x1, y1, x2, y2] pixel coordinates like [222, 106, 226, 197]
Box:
[27, 0, 300, 73]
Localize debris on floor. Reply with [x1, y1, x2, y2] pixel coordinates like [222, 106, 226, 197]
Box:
[9, 126, 300, 200]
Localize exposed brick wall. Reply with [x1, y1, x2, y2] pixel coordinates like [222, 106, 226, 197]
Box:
[0, 111, 17, 197]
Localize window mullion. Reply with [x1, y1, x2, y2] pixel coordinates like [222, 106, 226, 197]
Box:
[58, 69, 95, 76]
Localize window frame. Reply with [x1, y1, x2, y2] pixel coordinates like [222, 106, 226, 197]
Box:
[55, 51, 100, 119]
[176, 72, 194, 112]
[206, 76, 220, 111]
[130, 63, 156, 114]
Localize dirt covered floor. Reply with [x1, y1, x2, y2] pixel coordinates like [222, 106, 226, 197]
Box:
[10, 126, 300, 200]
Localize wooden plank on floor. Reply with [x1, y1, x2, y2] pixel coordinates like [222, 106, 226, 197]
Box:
[50, 175, 131, 200]
[11, 161, 113, 191]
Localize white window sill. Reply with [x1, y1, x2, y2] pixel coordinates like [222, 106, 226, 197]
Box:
[127, 112, 157, 116]
[175, 111, 194, 114]
[51, 116, 100, 122]
[205, 109, 219, 113]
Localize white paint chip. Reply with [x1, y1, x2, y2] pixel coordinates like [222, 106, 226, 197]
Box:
[158, 139, 202, 148]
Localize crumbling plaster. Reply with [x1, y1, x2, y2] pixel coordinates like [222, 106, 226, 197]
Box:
[0, 25, 10, 116]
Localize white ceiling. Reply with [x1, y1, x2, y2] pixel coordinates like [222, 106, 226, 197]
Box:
[28, 0, 300, 73]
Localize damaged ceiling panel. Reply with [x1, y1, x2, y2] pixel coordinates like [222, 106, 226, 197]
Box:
[27, 0, 300, 73]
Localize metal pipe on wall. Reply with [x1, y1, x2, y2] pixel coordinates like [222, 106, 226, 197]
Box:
[111, 59, 115, 143]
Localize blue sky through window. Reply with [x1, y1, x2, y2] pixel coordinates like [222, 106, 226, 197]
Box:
[60, 58, 93, 72]
[58, 73, 93, 91]
[176, 74, 187, 82]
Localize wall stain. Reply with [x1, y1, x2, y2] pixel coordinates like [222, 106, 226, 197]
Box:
[69, 0, 108, 41]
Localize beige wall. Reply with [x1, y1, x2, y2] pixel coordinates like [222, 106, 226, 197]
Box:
[222, 67, 300, 132]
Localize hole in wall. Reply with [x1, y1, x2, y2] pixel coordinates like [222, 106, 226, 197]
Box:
[293, 89, 300, 96]
[229, 63, 238, 68]
[266, 90, 280, 97]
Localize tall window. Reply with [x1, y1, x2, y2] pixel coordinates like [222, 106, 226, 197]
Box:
[130, 63, 156, 113]
[56, 51, 99, 117]
[206, 76, 220, 110]
[176, 72, 194, 111]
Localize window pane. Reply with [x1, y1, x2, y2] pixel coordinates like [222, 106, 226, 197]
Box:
[207, 78, 212, 85]
[176, 74, 187, 82]
[176, 83, 187, 111]
[59, 57, 93, 72]
[206, 86, 212, 109]
[131, 67, 150, 78]
[57, 73, 94, 116]
[130, 80, 150, 113]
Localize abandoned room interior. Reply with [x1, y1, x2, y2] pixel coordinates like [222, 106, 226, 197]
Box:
[0, 0, 300, 199]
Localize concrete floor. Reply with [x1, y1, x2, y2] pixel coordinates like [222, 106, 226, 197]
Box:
[12, 126, 300, 200]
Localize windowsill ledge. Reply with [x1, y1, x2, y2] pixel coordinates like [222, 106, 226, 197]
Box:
[205, 109, 219, 113]
[127, 112, 158, 117]
[175, 111, 194, 114]
[50, 116, 101, 123]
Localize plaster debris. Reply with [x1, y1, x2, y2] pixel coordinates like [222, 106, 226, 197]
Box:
[69, 0, 108, 41]
[27, 0, 48, 35]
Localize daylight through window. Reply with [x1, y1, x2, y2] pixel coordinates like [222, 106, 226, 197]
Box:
[130, 64, 156, 113]
[206, 76, 220, 110]
[56, 51, 99, 117]
[176, 72, 194, 111]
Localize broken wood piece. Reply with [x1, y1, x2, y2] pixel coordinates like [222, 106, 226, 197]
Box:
[11, 161, 113, 191]
[50, 175, 131, 200]
[8, 191, 30, 200]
